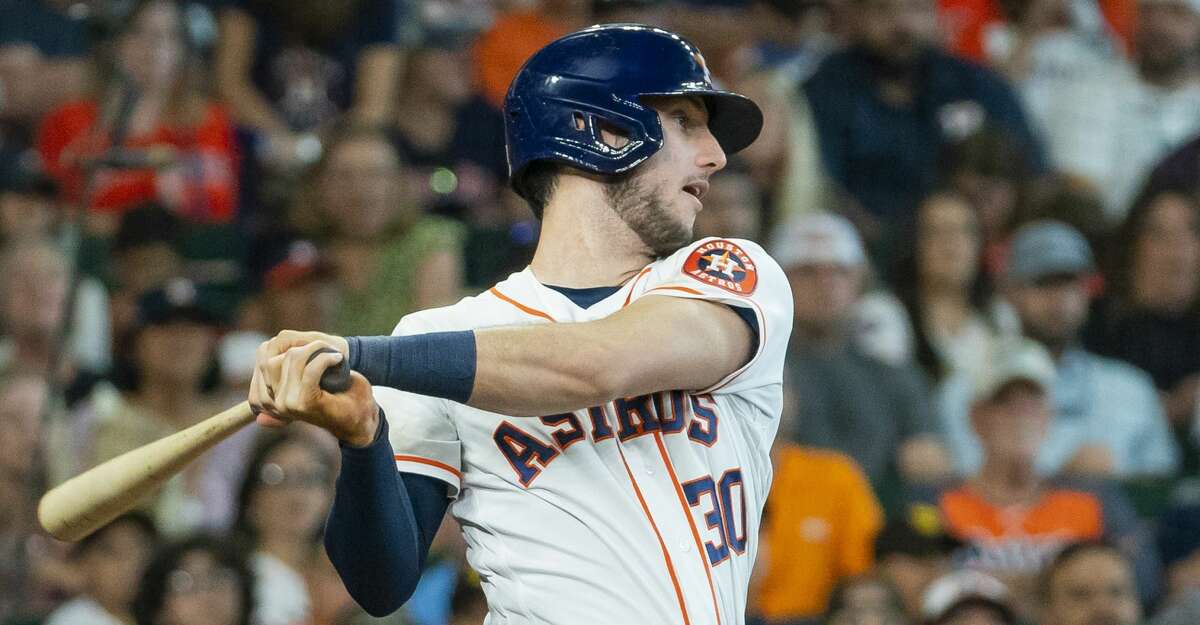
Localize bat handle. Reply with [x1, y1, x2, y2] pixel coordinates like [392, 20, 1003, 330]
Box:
[311, 347, 352, 393]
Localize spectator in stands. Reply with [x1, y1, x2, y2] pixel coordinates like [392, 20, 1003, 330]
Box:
[921, 338, 1150, 618]
[1084, 189, 1200, 444]
[472, 0, 587, 111]
[0, 239, 70, 378]
[772, 212, 951, 487]
[822, 575, 909, 625]
[1038, 542, 1141, 625]
[1017, 177, 1110, 260]
[894, 190, 1013, 385]
[132, 535, 255, 625]
[746, 0, 838, 81]
[939, 0, 1131, 80]
[1141, 124, 1200, 202]
[233, 429, 336, 625]
[43, 513, 159, 625]
[0, 235, 110, 396]
[37, 0, 238, 233]
[1151, 504, 1200, 625]
[391, 24, 507, 222]
[693, 167, 765, 241]
[749, 402, 884, 623]
[213, 0, 404, 169]
[67, 281, 231, 534]
[803, 0, 1044, 257]
[938, 127, 1033, 278]
[242, 238, 336, 334]
[0, 0, 91, 166]
[920, 570, 1017, 625]
[0, 373, 51, 621]
[1019, 0, 1200, 221]
[873, 510, 962, 621]
[108, 203, 184, 338]
[291, 126, 465, 336]
[0, 159, 60, 242]
[939, 220, 1180, 477]
[447, 571, 489, 625]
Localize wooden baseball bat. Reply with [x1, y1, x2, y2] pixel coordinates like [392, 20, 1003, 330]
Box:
[38, 350, 351, 542]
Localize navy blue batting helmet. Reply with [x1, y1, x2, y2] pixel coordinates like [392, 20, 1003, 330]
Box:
[503, 24, 763, 198]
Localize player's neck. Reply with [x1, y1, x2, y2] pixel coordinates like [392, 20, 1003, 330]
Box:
[529, 179, 656, 288]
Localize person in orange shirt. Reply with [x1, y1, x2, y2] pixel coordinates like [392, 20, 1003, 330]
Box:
[471, 0, 589, 110]
[36, 0, 238, 232]
[912, 338, 1149, 618]
[749, 410, 884, 624]
[938, 0, 1134, 66]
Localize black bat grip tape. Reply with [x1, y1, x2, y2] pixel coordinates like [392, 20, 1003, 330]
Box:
[309, 347, 352, 393]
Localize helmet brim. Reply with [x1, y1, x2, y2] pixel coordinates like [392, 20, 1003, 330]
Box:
[642, 90, 764, 156]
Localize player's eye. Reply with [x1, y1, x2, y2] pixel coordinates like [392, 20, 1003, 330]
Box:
[674, 112, 694, 130]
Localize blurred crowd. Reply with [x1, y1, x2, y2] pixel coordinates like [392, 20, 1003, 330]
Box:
[1, 0, 1199, 624]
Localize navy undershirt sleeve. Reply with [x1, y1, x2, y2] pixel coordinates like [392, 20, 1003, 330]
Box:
[324, 410, 451, 616]
[727, 304, 760, 352]
[347, 333, 477, 403]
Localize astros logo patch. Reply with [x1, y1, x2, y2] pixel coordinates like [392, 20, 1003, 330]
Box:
[683, 240, 758, 295]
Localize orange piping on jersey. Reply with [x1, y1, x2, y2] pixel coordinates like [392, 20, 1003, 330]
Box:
[489, 287, 556, 322]
[616, 444, 693, 625]
[622, 266, 655, 307]
[653, 431, 725, 625]
[645, 285, 705, 296]
[394, 455, 464, 479]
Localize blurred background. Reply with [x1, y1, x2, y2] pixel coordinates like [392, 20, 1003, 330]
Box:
[1, 0, 1199, 624]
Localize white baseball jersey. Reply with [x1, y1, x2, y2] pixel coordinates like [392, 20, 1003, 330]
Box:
[374, 237, 792, 625]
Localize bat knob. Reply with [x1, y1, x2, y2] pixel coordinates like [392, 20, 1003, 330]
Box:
[309, 347, 351, 393]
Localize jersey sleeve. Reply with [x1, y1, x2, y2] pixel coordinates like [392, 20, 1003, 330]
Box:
[631, 237, 793, 396]
[376, 314, 463, 497]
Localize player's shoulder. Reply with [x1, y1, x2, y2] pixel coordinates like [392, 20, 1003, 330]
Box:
[648, 236, 788, 302]
[392, 272, 532, 336]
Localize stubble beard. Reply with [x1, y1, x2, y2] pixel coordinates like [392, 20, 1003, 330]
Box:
[604, 173, 693, 258]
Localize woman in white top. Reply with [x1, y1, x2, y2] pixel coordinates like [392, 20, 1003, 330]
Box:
[233, 428, 337, 625]
[894, 190, 1017, 385]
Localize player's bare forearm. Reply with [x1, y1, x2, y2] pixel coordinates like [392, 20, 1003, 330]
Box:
[252, 297, 753, 428]
[469, 295, 753, 415]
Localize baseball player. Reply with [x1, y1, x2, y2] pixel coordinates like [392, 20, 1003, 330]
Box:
[249, 24, 793, 625]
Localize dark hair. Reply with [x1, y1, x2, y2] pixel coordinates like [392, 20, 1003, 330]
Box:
[939, 126, 1033, 239]
[892, 189, 995, 382]
[110, 299, 223, 394]
[113, 203, 183, 254]
[513, 162, 562, 220]
[233, 429, 336, 546]
[1104, 186, 1200, 312]
[1038, 540, 1129, 601]
[74, 512, 159, 559]
[132, 534, 256, 625]
[1019, 178, 1108, 253]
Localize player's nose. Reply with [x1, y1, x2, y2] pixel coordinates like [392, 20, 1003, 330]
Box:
[696, 127, 727, 173]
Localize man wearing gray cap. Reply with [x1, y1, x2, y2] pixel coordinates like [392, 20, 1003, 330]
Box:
[772, 212, 951, 487]
[939, 220, 1179, 477]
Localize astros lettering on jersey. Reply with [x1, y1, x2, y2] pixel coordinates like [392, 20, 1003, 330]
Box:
[375, 237, 793, 625]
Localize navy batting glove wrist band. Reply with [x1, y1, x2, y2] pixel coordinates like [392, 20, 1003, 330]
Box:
[346, 332, 477, 403]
